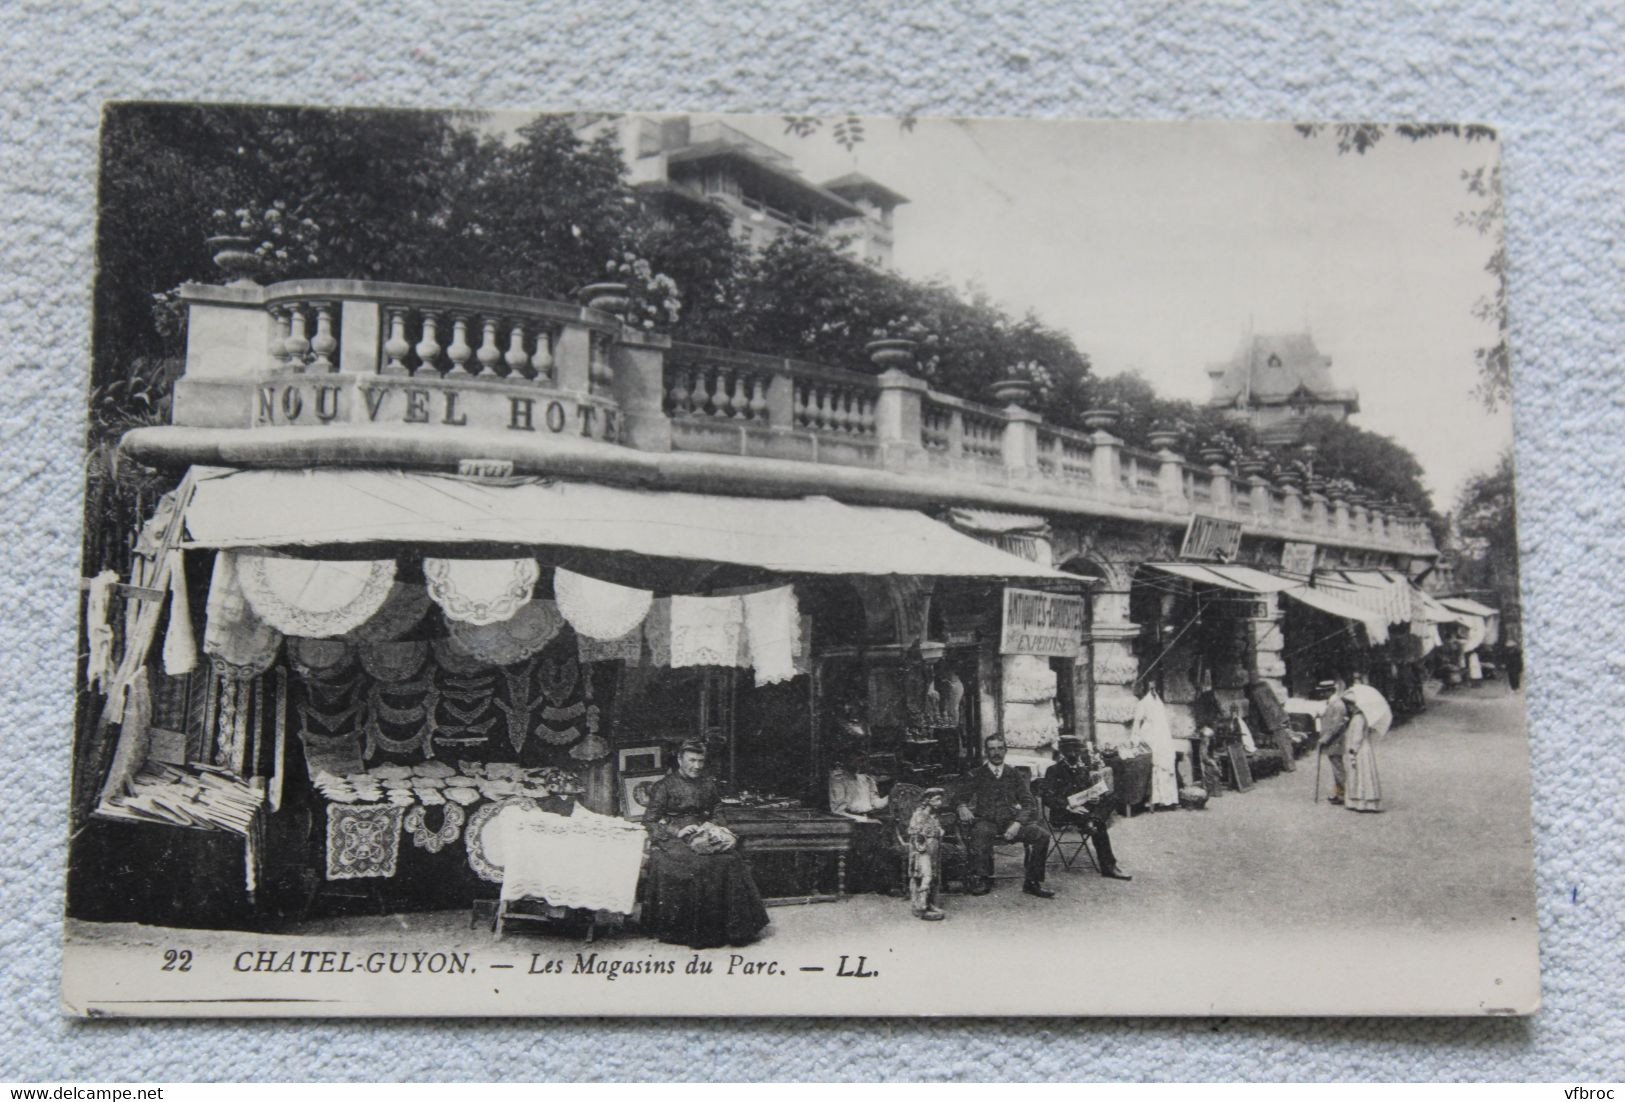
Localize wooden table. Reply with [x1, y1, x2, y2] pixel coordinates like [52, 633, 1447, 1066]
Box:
[723, 806, 857, 906]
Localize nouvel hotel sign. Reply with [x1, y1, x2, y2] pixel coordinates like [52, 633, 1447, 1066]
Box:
[1000, 588, 1086, 658]
[1179, 513, 1243, 562]
[253, 375, 622, 443]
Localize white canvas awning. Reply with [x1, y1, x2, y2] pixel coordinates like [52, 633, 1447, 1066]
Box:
[1281, 585, 1391, 644]
[179, 467, 1079, 581]
[1141, 562, 1300, 594]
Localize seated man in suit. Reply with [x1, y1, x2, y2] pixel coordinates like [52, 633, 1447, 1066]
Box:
[955, 735, 1055, 898]
[1043, 736, 1132, 881]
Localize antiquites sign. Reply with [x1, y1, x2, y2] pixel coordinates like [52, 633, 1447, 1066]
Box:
[1180, 513, 1244, 562]
[1000, 588, 1086, 657]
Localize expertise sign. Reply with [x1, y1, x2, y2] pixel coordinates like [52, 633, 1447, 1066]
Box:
[1000, 588, 1086, 658]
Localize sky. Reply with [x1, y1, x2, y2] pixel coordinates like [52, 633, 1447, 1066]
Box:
[694, 114, 1511, 507]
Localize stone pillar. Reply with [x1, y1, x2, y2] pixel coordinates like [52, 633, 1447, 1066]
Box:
[1000, 405, 1043, 477]
[1309, 492, 1329, 531]
[1091, 432, 1123, 496]
[1251, 477, 1271, 515]
[609, 328, 672, 450]
[1282, 485, 1303, 529]
[1249, 591, 1287, 698]
[172, 282, 275, 427]
[553, 322, 594, 393]
[1332, 499, 1350, 532]
[338, 300, 381, 374]
[1156, 449, 1185, 502]
[875, 368, 928, 470]
[1211, 466, 1232, 510]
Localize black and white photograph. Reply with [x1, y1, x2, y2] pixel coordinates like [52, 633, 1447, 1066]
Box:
[62, 105, 1536, 1017]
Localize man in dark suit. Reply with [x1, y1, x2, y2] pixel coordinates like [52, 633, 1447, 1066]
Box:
[1043, 736, 1132, 881]
[955, 735, 1054, 898]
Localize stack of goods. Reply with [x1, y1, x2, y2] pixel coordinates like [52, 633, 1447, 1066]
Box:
[310, 760, 580, 808]
[99, 761, 262, 836]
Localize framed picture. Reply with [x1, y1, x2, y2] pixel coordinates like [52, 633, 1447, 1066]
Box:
[617, 745, 664, 775]
[618, 771, 666, 821]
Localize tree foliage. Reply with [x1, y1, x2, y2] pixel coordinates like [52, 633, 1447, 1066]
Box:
[1451, 449, 1521, 616]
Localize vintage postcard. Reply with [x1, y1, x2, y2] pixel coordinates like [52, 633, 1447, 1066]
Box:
[64, 106, 1536, 1016]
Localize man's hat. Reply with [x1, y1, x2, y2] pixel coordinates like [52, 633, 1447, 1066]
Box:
[1058, 735, 1085, 749]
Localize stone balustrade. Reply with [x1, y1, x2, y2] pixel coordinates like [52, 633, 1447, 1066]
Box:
[158, 276, 1436, 557]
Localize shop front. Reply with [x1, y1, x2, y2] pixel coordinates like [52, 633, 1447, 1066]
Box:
[77, 465, 1080, 927]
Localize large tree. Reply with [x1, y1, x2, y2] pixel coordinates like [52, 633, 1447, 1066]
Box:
[1451, 449, 1522, 627]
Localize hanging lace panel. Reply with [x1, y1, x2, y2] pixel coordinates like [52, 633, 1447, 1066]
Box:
[238, 555, 397, 638]
[424, 558, 539, 626]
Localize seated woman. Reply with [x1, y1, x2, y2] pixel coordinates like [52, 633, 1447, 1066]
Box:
[638, 739, 769, 949]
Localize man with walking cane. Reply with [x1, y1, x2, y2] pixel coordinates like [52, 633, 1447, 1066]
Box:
[1315, 677, 1391, 812]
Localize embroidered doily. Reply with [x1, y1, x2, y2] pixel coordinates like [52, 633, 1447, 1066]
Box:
[447, 600, 563, 667]
[743, 586, 800, 686]
[238, 555, 397, 638]
[579, 624, 641, 665]
[289, 637, 353, 678]
[325, 803, 405, 879]
[203, 552, 283, 677]
[424, 558, 539, 626]
[360, 639, 430, 683]
[553, 568, 653, 641]
[350, 583, 431, 643]
[670, 595, 746, 668]
[403, 801, 466, 853]
[464, 796, 541, 883]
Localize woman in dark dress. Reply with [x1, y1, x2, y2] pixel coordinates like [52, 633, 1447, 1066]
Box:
[639, 740, 769, 948]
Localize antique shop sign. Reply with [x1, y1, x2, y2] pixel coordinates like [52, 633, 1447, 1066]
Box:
[1000, 587, 1085, 657]
[1179, 513, 1244, 562]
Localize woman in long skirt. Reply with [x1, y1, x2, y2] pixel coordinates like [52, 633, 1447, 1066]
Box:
[1340, 683, 1392, 813]
[638, 739, 769, 948]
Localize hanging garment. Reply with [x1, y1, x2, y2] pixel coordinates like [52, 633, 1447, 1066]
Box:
[670, 595, 745, 668]
[160, 550, 196, 676]
[553, 568, 653, 641]
[359, 639, 430, 683]
[742, 586, 800, 686]
[203, 552, 283, 678]
[423, 557, 538, 626]
[447, 600, 563, 667]
[85, 570, 118, 692]
[939, 670, 966, 728]
[1132, 689, 1179, 809]
[288, 637, 353, 679]
[237, 555, 396, 638]
[349, 583, 431, 643]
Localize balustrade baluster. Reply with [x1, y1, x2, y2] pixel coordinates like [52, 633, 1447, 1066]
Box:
[267, 307, 290, 371]
[531, 327, 554, 381]
[445, 316, 473, 378]
[748, 373, 768, 422]
[688, 366, 709, 417]
[505, 322, 530, 379]
[309, 303, 337, 373]
[731, 371, 752, 419]
[284, 306, 310, 373]
[413, 313, 441, 376]
[383, 308, 411, 376]
[476, 317, 502, 377]
[715, 368, 735, 418]
[667, 367, 689, 414]
[859, 394, 876, 436]
[795, 382, 811, 428]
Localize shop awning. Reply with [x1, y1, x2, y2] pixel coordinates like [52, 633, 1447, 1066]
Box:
[1280, 585, 1390, 645]
[1414, 589, 1470, 627]
[1438, 596, 1498, 619]
[1141, 562, 1300, 594]
[179, 467, 1080, 581]
[1318, 569, 1417, 625]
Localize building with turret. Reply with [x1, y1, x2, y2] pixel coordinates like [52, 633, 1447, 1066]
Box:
[1205, 332, 1360, 445]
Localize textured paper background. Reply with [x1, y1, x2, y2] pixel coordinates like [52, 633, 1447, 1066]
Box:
[2, 0, 1619, 1081]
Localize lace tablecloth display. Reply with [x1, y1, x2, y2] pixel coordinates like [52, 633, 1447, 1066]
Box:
[498, 806, 647, 913]
[325, 803, 406, 879]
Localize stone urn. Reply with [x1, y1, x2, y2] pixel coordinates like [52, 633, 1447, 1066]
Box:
[864, 338, 917, 373]
[1199, 446, 1229, 467]
[1237, 456, 1268, 478]
[578, 281, 632, 317]
[988, 377, 1035, 407]
[1275, 469, 1303, 490]
[1147, 428, 1182, 451]
[1081, 408, 1121, 432]
[205, 234, 261, 283]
